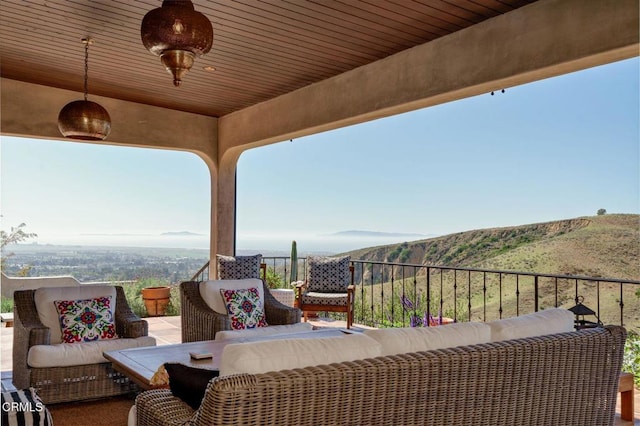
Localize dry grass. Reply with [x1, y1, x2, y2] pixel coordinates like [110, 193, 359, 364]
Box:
[349, 214, 640, 331]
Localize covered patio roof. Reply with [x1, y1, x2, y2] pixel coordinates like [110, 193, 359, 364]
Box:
[1, 0, 638, 267]
[1, 0, 543, 118]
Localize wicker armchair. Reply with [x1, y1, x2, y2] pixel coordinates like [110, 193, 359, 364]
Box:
[12, 286, 149, 404]
[180, 279, 301, 342]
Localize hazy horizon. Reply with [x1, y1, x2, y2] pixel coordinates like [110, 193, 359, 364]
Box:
[8, 212, 636, 255]
[10, 228, 438, 254]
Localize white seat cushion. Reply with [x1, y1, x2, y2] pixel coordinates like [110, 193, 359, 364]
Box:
[27, 336, 156, 368]
[300, 292, 348, 306]
[34, 285, 117, 344]
[487, 308, 575, 342]
[215, 322, 313, 341]
[364, 322, 491, 357]
[219, 332, 381, 377]
[128, 406, 137, 426]
[199, 279, 265, 314]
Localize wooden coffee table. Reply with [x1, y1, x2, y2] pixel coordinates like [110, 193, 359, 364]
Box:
[104, 340, 227, 390]
[104, 329, 347, 390]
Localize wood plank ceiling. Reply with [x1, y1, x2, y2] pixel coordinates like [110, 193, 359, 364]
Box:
[0, 0, 536, 118]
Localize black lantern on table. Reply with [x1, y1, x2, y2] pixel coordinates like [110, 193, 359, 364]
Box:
[568, 296, 602, 330]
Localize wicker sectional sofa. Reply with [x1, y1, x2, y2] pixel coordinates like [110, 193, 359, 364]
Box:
[135, 310, 626, 426]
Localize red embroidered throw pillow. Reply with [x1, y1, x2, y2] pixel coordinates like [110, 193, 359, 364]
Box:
[54, 296, 117, 343]
[220, 287, 268, 330]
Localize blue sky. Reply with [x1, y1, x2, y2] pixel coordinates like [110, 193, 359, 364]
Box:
[1, 58, 639, 253]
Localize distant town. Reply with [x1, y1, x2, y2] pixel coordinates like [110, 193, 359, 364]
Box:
[3, 244, 209, 284]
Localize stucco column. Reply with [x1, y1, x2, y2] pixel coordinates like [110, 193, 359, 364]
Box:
[215, 148, 243, 258]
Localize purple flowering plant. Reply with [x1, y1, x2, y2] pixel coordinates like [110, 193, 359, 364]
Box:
[401, 293, 444, 327]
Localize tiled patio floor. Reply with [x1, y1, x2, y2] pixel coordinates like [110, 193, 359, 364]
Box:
[1, 317, 638, 424]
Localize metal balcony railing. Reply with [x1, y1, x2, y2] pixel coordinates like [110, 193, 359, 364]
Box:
[193, 256, 640, 331]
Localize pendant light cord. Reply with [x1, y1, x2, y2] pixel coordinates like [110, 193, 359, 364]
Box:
[84, 40, 89, 101]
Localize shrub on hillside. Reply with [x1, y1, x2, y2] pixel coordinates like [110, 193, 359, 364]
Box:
[622, 330, 640, 386]
[1, 295, 12, 313]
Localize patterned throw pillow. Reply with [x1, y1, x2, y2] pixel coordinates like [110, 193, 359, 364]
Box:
[220, 287, 268, 330]
[307, 255, 351, 292]
[54, 296, 117, 343]
[217, 254, 262, 279]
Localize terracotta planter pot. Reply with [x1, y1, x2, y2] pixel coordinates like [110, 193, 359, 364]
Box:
[141, 286, 171, 316]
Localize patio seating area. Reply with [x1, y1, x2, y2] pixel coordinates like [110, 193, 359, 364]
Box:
[1, 315, 638, 424]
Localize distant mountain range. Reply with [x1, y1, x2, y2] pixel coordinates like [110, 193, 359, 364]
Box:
[327, 230, 432, 238]
[160, 231, 203, 236]
[79, 231, 204, 237]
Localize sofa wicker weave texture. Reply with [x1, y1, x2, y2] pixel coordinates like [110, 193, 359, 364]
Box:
[135, 309, 627, 426]
[13, 285, 155, 404]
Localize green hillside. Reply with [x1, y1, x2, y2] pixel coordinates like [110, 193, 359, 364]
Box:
[347, 214, 639, 280]
[344, 214, 640, 331]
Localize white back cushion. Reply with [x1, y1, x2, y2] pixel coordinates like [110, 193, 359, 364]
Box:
[487, 308, 575, 342]
[215, 322, 313, 341]
[34, 285, 117, 344]
[364, 322, 491, 357]
[219, 333, 381, 377]
[199, 279, 264, 314]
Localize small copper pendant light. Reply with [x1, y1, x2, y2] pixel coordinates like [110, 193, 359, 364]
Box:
[141, 0, 213, 87]
[57, 37, 111, 141]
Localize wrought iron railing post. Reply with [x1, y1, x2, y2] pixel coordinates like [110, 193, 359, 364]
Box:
[413, 266, 418, 326]
[390, 264, 395, 327]
[534, 275, 539, 312]
[453, 270, 458, 321]
[439, 270, 444, 324]
[515, 275, 520, 316]
[498, 273, 503, 319]
[619, 282, 624, 327]
[358, 262, 364, 325]
[482, 272, 487, 322]
[426, 267, 431, 326]
[467, 270, 472, 322]
[401, 266, 406, 326]
[370, 262, 374, 326]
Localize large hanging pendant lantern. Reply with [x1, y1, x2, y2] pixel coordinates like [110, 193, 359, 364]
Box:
[141, 0, 213, 87]
[57, 38, 111, 141]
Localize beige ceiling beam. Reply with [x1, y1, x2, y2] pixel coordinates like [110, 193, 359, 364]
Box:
[0, 79, 217, 159]
[218, 0, 639, 156]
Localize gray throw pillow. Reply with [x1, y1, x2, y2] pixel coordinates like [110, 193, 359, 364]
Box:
[164, 363, 219, 410]
[307, 255, 351, 292]
[216, 254, 262, 279]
